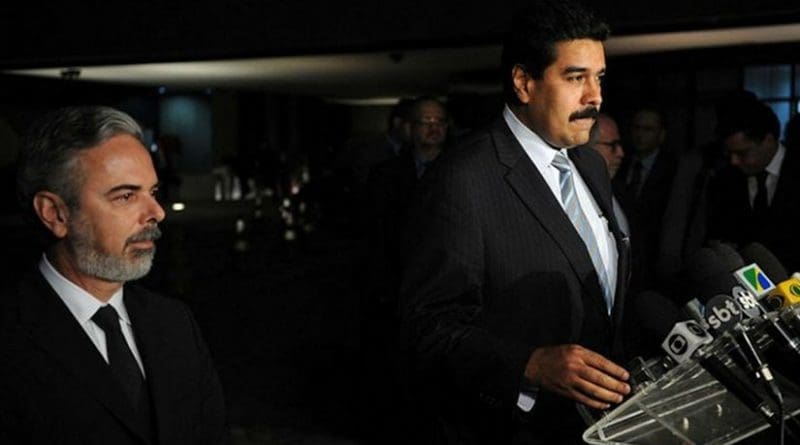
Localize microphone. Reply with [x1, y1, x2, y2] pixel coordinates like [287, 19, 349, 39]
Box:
[681, 298, 709, 330]
[685, 247, 740, 306]
[740, 243, 789, 282]
[704, 293, 759, 333]
[660, 320, 780, 423]
[767, 273, 800, 310]
[710, 242, 745, 270]
[629, 290, 682, 358]
[661, 320, 712, 363]
[686, 247, 796, 405]
[729, 245, 800, 356]
[678, 248, 800, 439]
[738, 242, 792, 307]
[710, 243, 778, 303]
[733, 262, 777, 300]
[783, 304, 800, 336]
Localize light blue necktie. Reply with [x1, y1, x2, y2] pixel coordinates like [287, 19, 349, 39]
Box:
[551, 151, 613, 313]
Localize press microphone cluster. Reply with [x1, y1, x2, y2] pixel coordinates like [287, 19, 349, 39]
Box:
[660, 319, 780, 423]
[649, 243, 800, 439]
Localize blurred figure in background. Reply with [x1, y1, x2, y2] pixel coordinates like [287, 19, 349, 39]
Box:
[365, 96, 449, 310]
[351, 98, 413, 185]
[707, 97, 800, 272]
[613, 106, 676, 291]
[655, 91, 754, 295]
[359, 96, 449, 444]
[588, 113, 629, 236]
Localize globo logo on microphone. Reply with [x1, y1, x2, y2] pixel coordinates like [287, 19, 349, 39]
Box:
[666, 322, 707, 355]
[667, 333, 688, 356]
[661, 320, 713, 363]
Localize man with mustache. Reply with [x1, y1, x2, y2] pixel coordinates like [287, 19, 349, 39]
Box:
[399, 1, 631, 443]
[0, 106, 226, 444]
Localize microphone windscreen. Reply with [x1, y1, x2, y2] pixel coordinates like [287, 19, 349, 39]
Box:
[739, 242, 789, 282]
[709, 243, 745, 270]
[685, 248, 723, 282]
[632, 290, 681, 340]
[684, 247, 739, 304]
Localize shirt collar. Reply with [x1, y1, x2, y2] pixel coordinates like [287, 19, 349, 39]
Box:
[39, 253, 130, 326]
[765, 142, 786, 177]
[503, 105, 565, 170]
[638, 148, 660, 170]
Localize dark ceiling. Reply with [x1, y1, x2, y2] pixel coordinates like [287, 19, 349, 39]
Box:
[3, 1, 800, 69]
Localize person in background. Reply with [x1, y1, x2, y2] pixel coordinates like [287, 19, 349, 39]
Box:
[613, 106, 676, 291]
[588, 113, 629, 236]
[359, 96, 449, 443]
[654, 91, 755, 295]
[351, 98, 414, 185]
[707, 97, 800, 272]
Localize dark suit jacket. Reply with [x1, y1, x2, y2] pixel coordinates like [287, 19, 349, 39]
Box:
[707, 150, 800, 272]
[399, 118, 631, 444]
[365, 150, 423, 306]
[0, 270, 227, 444]
[613, 149, 677, 290]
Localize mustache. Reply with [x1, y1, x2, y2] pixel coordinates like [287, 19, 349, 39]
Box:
[127, 226, 162, 245]
[569, 107, 600, 121]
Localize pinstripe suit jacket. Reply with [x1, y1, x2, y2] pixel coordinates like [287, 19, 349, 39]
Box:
[399, 117, 631, 443]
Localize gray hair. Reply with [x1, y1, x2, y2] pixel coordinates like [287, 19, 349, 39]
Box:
[17, 106, 144, 214]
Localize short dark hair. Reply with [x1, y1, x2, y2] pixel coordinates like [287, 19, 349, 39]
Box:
[388, 97, 414, 126]
[715, 98, 780, 143]
[501, 0, 610, 105]
[409, 96, 448, 121]
[631, 106, 665, 129]
[17, 106, 144, 219]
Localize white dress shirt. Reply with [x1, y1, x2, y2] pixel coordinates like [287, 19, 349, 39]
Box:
[503, 106, 618, 302]
[39, 254, 146, 375]
[503, 106, 619, 411]
[747, 143, 785, 208]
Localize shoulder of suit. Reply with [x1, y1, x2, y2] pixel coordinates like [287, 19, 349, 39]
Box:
[0, 268, 46, 317]
[437, 122, 502, 169]
[125, 284, 191, 316]
[571, 145, 608, 170]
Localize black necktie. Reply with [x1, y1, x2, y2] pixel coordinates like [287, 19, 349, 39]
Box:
[752, 171, 769, 213]
[626, 159, 643, 203]
[92, 305, 144, 406]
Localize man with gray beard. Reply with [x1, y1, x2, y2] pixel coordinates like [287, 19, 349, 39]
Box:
[0, 106, 226, 444]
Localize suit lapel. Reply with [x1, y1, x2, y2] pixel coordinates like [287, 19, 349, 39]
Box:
[772, 150, 798, 212]
[125, 289, 177, 443]
[20, 272, 150, 443]
[491, 120, 605, 317]
[571, 150, 630, 328]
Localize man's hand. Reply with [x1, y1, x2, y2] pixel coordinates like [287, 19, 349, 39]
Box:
[524, 344, 630, 410]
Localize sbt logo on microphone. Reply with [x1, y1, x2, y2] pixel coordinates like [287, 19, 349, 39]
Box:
[705, 294, 746, 331]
